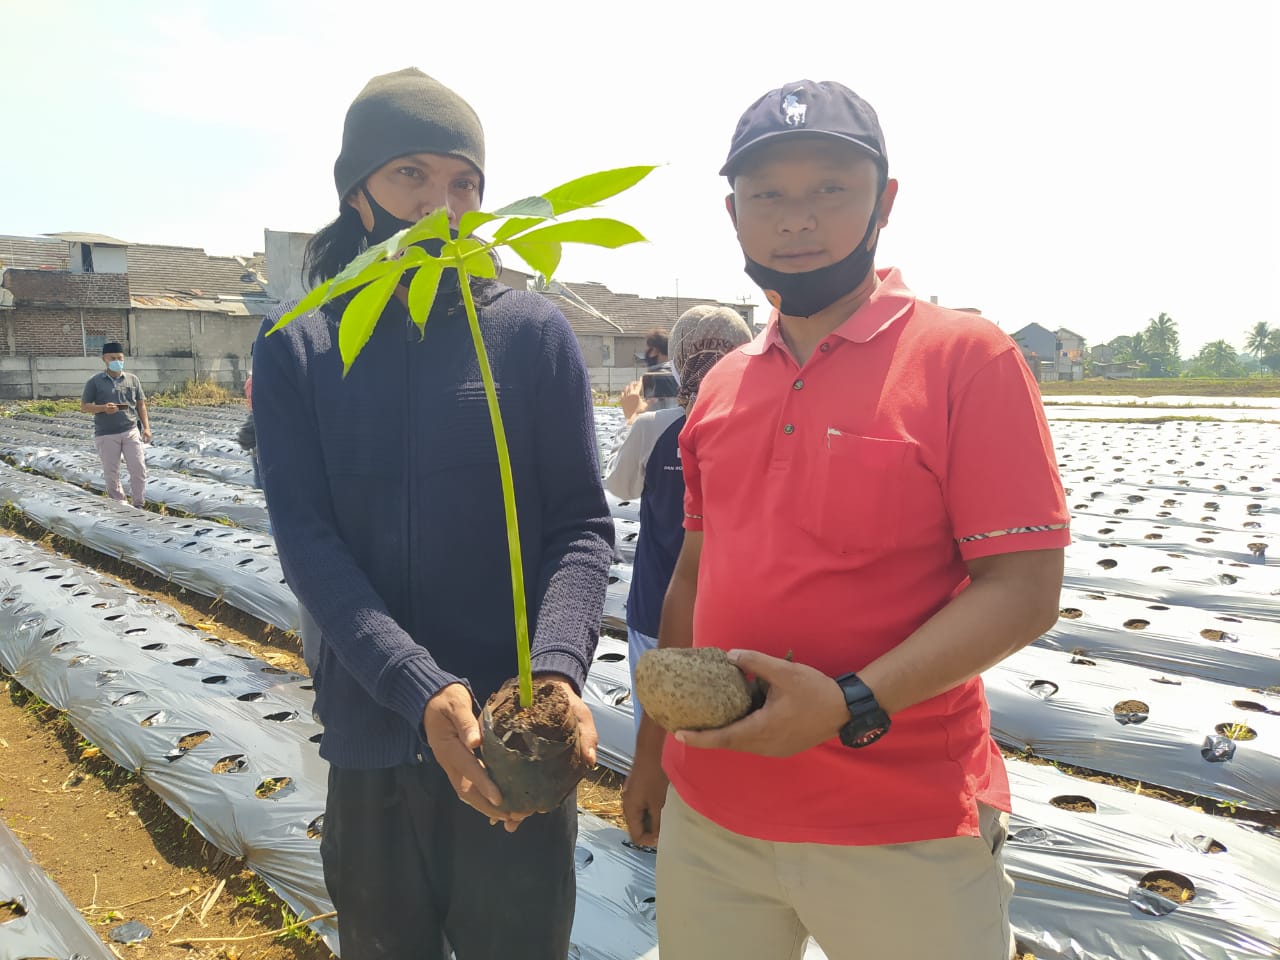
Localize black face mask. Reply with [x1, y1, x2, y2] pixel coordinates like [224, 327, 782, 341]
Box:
[739, 193, 882, 318]
[361, 186, 459, 296]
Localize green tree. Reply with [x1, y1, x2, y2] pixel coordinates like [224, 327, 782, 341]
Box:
[1262, 329, 1280, 377]
[1244, 321, 1273, 372]
[1144, 313, 1181, 376]
[1186, 340, 1245, 379]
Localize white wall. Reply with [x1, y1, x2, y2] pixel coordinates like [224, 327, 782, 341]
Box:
[0, 356, 249, 400]
[264, 229, 311, 305]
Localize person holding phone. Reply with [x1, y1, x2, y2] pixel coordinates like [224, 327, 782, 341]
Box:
[80, 340, 149, 508]
[620, 327, 677, 424]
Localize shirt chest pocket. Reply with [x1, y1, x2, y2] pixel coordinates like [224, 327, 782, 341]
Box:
[795, 431, 912, 557]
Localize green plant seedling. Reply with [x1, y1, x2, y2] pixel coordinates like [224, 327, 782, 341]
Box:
[269, 165, 654, 709]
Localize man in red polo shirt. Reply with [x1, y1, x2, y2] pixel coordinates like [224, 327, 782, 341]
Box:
[622, 80, 1069, 960]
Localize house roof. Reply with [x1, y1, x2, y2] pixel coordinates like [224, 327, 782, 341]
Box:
[0, 235, 70, 272]
[46, 231, 130, 246]
[1010, 322, 1055, 342]
[499, 267, 750, 338]
[125, 244, 270, 299]
[1057, 327, 1085, 340]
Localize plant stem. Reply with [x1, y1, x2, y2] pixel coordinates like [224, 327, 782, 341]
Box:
[459, 276, 534, 709]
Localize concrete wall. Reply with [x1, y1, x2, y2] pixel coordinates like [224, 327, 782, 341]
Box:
[0, 356, 250, 400]
[588, 366, 647, 392]
[264, 229, 310, 305]
[129, 310, 261, 359]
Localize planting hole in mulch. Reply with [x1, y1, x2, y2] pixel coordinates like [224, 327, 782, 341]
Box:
[263, 710, 298, 722]
[307, 815, 325, 839]
[1114, 700, 1150, 725]
[1175, 835, 1228, 854]
[1028, 680, 1058, 700]
[176, 731, 210, 751]
[1070, 649, 1097, 666]
[1144, 533, 1163, 540]
[1151, 676, 1182, 686]
[236, 691, 266, 702]
[1232, 700, 1278, 715]
[0, 898, 27, 922]
[1147, 605, 1169, 611]
[211, 754, 246, 774]
[596, 651, 626, 662]
[1050, 795, 1098, 813]
[255, 776, 293, 799]
[1085, 593, 1108, 601]
[1123, 619, 1150, 630]
[1096, 558, 1118, 569]
[1059, 607, 1083, 619]
[1215, 722, 1257, 741]
[1137, 870, 1196, 907]
[139, 711, 167, 727]
[1151, 565, 1172, 573]
[1200, 628, 1233, 642]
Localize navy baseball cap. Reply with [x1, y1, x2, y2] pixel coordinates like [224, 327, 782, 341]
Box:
[720, 80, 887, 179]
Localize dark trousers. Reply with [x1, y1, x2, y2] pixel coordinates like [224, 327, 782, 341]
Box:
[321, 760, 577, 960]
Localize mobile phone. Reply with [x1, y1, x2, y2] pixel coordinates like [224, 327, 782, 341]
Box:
[641, 372, 679, 400]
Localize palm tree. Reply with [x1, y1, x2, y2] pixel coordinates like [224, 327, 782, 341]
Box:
[1113, 332, 1147, 363]
[1190, 340, 1243, 378]
[1262, 329, 1280, 377]
[1245, 322, 1273, 373]
[1144, 313, 1181, 376]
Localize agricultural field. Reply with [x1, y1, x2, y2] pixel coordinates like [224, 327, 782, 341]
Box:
[0, 398, 1276, 959]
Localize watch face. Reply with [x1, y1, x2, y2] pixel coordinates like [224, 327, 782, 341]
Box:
[850, 724, 889, 747]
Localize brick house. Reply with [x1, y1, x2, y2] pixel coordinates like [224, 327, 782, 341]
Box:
[2, 229, 751, 392]
[1, 233, 274, 361]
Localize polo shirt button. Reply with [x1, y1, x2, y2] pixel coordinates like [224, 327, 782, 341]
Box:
[783, 423, 795, 435]
[793, 379, 804, 390]
[819, 343, 831, 352]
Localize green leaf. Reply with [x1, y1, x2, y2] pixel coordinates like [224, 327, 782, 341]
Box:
[492, 216, 548, 243]
[407, 259, 444, 332]
[540, 165, 657, 216]
[402, 207, 451, 246]
[336, 231, 405, 283]
[512, 218, 646, 249]
[457, 211, 499, 238]
[269, 258, 405, 334]
[338, 269, 400, 374]
[492, 196, 554, 218]
[507, 237, 562, 279]
[464, 248, 497, 279]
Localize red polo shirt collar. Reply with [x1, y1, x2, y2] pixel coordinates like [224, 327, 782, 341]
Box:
[742, 267, 915, 356]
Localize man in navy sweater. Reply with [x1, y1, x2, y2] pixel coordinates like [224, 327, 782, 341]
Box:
[253, 68, 613, 959]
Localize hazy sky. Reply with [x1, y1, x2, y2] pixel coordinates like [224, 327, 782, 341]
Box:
[2, 0, 1275, 355]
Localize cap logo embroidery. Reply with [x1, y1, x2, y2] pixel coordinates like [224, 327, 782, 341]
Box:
[782, 93, 807, 127]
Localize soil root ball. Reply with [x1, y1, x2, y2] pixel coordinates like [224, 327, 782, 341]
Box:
[481, 678, 586, 814]
[634, 647, 754, 732]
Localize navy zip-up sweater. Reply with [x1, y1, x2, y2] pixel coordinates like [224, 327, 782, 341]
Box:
[253, 283, 614, 769]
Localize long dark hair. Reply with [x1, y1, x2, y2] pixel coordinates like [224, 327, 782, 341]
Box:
[304, 205, 366, 289]
[303, 199, 504, 313]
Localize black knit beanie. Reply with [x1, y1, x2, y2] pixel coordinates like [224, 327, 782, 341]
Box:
[333, 68, 485, 202]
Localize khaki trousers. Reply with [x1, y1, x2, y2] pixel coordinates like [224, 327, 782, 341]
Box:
[94, 427, 147, 507]
[656, 787, 1015, 960]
